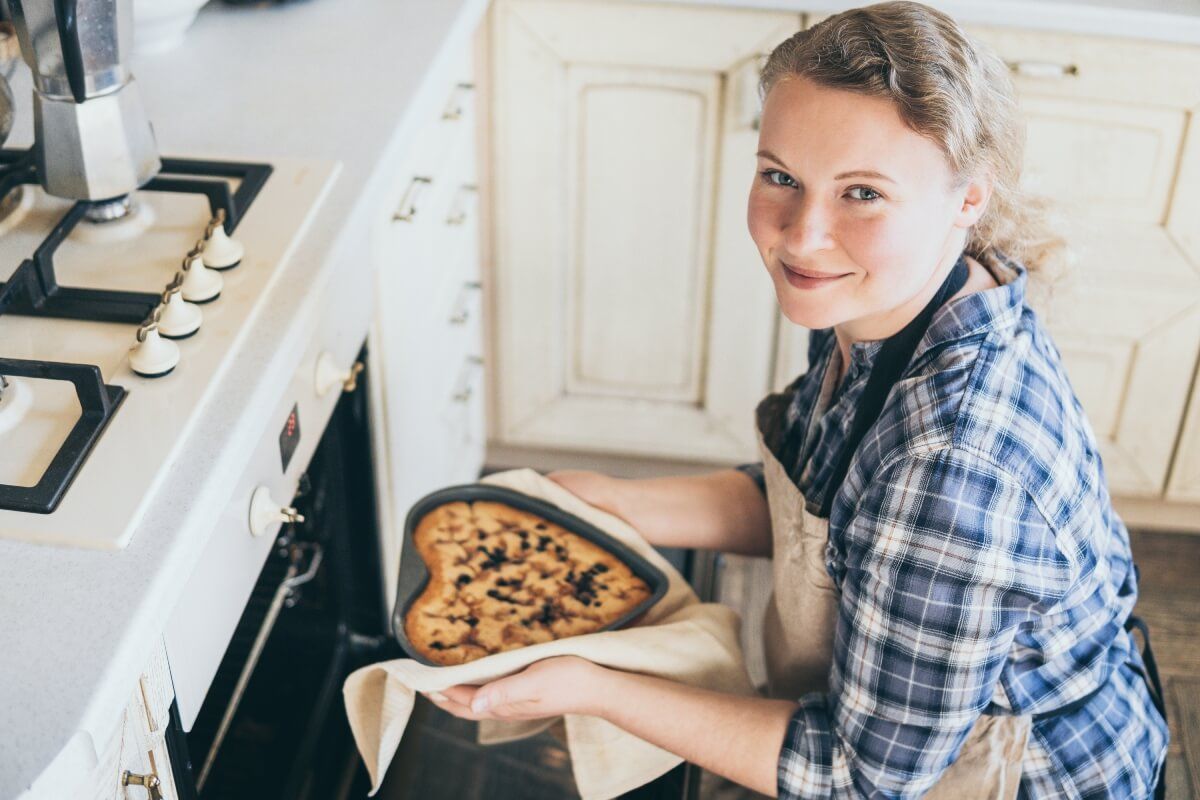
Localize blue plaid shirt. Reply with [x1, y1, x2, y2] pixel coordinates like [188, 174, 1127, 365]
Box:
[737, 252, 1168, 799]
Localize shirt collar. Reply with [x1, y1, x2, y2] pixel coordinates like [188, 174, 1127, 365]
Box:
[844, 250, 1027, 373]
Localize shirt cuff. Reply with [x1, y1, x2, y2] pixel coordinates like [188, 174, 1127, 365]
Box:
[734, 461, 766, 495]
[778, 693, 839, 800]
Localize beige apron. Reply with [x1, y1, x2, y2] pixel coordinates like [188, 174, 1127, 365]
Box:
[752, 343, 1030, 799]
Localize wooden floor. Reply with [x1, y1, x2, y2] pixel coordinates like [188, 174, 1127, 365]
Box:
[373, 528, 1200, 799]
[1128, 530, 1200, 800]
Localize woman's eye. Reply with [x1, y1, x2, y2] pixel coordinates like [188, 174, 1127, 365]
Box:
[759, 169, 797, 188]
[846, 186, 882, 202]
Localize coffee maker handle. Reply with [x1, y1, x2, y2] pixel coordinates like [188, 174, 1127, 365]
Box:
[53, 0, 87, 103]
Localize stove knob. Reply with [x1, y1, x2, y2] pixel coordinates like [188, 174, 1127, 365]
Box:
[315, 352, 364, 396]
[249, 485, 305, 537]
[129, 326, 180, 378]
[181, 250, 223, 304]
[157, 284, 202, 339]
[203, 220, 244, 270]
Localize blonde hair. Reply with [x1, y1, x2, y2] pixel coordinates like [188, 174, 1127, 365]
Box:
[759, 1, 1069, 281]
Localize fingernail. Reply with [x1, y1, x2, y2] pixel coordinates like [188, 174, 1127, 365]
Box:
[428, 691, 448, 702]
[471, 694, 490, 713]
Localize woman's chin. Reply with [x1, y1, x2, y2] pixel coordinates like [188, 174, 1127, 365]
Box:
[776, 296, 842, 330]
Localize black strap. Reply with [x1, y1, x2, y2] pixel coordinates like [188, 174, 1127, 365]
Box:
[1127, 613, 1169, 800]
[816, 252, 970, 518]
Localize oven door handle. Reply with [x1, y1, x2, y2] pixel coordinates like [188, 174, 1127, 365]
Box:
[196, 540, 323, 791]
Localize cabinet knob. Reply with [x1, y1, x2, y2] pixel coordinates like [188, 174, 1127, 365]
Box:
[1006, 59, 1079, 79]
[249, 486, 305, 538]
[448, 281, 483, 325]
[122, 771, 164, 800]
[393, 176, 432, 222]
[446, 184, 478, 226]
[452, 355, 484, 403]
[442, 82, 475, 121]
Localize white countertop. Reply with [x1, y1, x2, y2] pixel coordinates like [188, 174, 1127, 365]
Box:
[1, 0, 1196, 796]
[0, 0, 487, 796]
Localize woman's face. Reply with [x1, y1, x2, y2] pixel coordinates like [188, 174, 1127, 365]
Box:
[747, 76, 989, 341]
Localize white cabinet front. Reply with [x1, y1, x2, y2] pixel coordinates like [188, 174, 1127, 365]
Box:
[490, 0, 800, 463]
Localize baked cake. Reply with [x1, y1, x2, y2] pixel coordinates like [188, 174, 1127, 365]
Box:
[403, 499, 654, 665]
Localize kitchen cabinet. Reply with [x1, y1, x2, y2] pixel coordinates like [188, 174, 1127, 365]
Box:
[937, 22, 1200, 510]
[490, 1, 1200, 530]
[19, 641, 179, 800]
[369, 28, 488, 611]
[488, 0, 797, 463]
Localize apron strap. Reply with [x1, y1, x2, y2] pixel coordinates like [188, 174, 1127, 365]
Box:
[816, 252, 970, 518]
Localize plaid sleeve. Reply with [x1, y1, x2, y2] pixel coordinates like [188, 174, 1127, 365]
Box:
[734, 462, 766, 495]
[777, 448, 1073, 799]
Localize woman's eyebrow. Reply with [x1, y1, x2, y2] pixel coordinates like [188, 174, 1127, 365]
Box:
[755, 150, 896, 185]
[834, 169, 896, 184]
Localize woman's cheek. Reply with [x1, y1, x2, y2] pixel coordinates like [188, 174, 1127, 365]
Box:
[746, 191, 780, 262]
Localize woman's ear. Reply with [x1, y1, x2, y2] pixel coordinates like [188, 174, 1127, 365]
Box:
[953, 171, 993, 229]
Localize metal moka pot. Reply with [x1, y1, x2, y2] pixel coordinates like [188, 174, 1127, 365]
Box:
[5, 0, 160, 200]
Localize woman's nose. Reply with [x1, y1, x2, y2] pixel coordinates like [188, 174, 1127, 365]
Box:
[780, 196, 835, 257]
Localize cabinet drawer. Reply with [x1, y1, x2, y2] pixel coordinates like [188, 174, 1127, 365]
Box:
[802, 15, 1200, 110]
[965, 25, 1200, 110]
[387, 45, 477, 226]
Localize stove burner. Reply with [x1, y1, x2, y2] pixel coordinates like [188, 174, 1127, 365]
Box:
[0, 359, 125, 513]
[0, 149, 271, 325]
[0, 149, 274, 515]
[71, 196, 156, 244]
[83, 195, 135, 223]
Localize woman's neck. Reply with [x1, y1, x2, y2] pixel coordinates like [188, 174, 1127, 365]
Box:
[831, 247, 968, 387]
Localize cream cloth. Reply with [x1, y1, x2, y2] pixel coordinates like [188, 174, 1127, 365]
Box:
[342, 468, 758, 799]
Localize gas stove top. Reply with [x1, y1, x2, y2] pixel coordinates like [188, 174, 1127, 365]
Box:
[0, 149, 339, 549]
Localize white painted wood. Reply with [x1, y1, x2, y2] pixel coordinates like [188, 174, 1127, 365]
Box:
[563, 64, 719, 403]
[1114, 494, 1200, 532]
[490, 0, 798, 463]
[994, 42, 1200, 497]
[1166, 104, 1200, 507]
[1167, 362, 1200, 504]
[369, 31, 488, 613]
[966, 23, 1200, 109]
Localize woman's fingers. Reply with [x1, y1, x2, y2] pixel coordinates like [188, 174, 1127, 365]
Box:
[440, 684, 479, 706]
[423, 689, 486, 720]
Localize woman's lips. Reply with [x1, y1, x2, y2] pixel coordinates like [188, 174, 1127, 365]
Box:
[781, 262, 850, 289]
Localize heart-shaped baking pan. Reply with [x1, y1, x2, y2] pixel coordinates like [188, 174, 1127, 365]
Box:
[392, 482, 670, 666]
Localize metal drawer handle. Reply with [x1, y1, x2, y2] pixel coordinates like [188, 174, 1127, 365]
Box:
[393, 176, 432, 222]
[123, 771, 164, 800]
[1006, 59, 1078, 80]
[452, 355, 484, 403]
[449, 281, 483, 325]
[442, 82, 475, 121]
[446, 184, 478, 226]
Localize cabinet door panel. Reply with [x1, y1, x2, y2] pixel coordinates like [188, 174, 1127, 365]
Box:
[492, 0, 798, 461]
[1167, 111, 1200, 503]
[964, 25, 1200, 498]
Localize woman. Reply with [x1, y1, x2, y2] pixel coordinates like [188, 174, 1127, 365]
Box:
[425, 3, 1170, 797]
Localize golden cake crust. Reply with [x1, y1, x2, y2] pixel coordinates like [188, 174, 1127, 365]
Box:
[403, 499, 653, 665]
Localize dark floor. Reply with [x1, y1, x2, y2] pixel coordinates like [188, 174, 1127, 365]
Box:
[371, 529, 1200, 799]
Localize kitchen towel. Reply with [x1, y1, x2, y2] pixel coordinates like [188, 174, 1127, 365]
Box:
[342, 467, 758, 800]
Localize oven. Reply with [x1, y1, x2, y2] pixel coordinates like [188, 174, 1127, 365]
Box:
[162, 345, 401, 800]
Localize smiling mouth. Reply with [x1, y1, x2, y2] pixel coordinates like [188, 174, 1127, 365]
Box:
[782, 262, 850, 279]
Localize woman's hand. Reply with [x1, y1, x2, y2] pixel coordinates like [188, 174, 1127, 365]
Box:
[423, 655, 603, 721]
[427, 657, 794, 797]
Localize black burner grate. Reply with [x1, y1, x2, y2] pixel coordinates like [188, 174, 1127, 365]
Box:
[0, 151, 273, 515]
